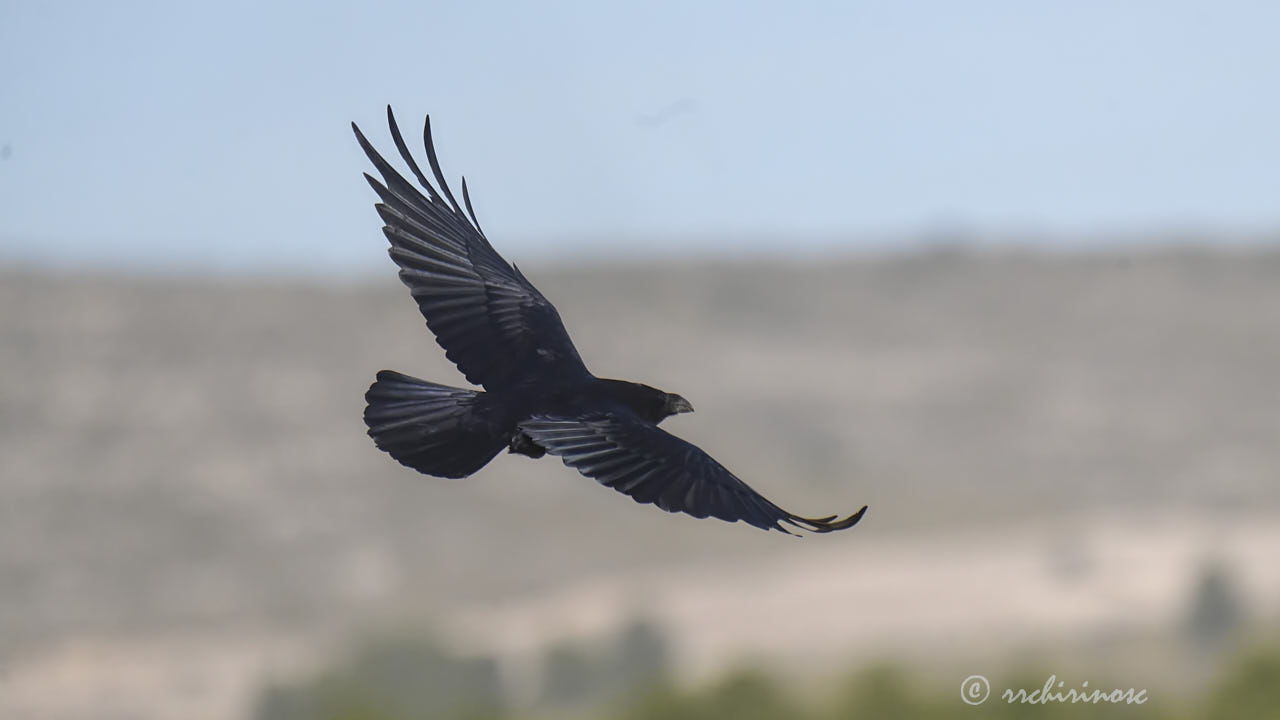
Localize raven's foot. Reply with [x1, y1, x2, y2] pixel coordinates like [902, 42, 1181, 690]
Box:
[508, 431, 546, 459]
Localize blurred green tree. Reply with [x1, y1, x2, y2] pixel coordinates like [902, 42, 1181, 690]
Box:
[1186, 560, 1244, 653]
[539, 641, 597, 706]
[254, 631, 503, 720]
[538, 617, 671, 707]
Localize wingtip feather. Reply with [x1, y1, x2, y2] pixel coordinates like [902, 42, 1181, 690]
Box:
[461, 176, 486, 237]
[421, 114, 468, 220]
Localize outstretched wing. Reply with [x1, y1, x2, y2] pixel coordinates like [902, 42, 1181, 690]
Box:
[519, 414, 867, 535]
[353, 107, 588, 390]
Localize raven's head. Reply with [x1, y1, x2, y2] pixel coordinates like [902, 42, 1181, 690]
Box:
[600, 379, 693, 423]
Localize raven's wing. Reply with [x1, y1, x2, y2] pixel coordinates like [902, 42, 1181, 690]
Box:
[353, 107, 588, 390]
[519, 414, 867, 535]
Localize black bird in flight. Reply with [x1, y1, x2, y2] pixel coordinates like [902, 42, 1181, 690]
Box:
[354, 108, 867, 535]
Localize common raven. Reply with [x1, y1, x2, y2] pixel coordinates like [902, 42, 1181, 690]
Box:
[354, 108, 866, 535]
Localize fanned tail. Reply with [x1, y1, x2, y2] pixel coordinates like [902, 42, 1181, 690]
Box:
[364, 371, 505, 478]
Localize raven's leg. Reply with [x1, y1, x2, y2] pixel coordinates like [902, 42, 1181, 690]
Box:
[507, 431, 546, 459]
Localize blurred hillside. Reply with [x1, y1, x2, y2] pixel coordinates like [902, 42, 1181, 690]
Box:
[2, 246, 1279, 719]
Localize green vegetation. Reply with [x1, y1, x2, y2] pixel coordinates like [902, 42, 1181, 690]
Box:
[255, 630, 1280, 720]
[256, 631, 504, 720]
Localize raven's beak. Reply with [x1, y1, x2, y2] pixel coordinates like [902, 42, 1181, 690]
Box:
[667, 394, 694, 415]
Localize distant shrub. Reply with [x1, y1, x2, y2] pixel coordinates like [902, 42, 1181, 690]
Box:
[1186, 561, 1245, 653]
[539, 618, 671, 707]
[255, 631, 502, 720]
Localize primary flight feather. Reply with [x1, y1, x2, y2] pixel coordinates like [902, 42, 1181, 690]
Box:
[355, 107, 866, 535]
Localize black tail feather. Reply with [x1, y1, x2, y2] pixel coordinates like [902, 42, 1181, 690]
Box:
[364, 370, 505, 478]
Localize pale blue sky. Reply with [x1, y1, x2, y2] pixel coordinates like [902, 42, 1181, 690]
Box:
[1, 1, 1278, 275]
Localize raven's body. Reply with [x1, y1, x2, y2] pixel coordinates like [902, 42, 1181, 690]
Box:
[356, 108, 866, 535]
[365, 368, 681, 476]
